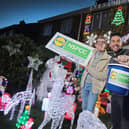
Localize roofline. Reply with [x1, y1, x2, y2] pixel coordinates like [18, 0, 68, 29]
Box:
[38, 6, 91, 23]
[38, 0, 129, 23]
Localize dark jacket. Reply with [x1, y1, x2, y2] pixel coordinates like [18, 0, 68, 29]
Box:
[109, 48, 129, 63]
[109, 48, 129, 120]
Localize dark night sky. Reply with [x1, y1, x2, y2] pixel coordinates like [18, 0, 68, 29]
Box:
[0, 0, 95, 28]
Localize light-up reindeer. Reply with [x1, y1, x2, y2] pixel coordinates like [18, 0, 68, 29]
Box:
[4, 89, 35, 120]
[38, 63, 75, 129]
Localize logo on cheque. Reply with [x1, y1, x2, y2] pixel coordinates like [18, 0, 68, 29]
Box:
[110, 71, 117, 79]
[54, 37, 66, 47]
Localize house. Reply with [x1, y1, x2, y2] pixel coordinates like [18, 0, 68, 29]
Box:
[0, 0, 129, 46]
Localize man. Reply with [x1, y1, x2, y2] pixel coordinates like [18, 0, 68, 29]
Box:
[109, 32, 129, 129]
[80, 36, 110, 112]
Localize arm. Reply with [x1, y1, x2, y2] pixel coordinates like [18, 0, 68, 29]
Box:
[115, 55, 129, 66]
[87, 64, 108, 81]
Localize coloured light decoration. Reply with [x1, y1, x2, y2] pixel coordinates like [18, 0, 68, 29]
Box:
[0, 76, 8, 94]
[64, 102, 77, 120]
[0, 93, 11, 111]
[16, 105, 34, 129]
[112, 6, 125, 26]
[83, 25, 90, 35]
[85, 15, 92, 24]
[24, 118, 34, 129]
[83, 15, 92, 36]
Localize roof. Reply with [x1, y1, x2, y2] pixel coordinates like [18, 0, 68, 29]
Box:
[38, 0, 129, 23]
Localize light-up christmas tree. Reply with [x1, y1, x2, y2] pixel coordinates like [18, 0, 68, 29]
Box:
[16, 105, 34, 129]
[112, 6, 125, 26]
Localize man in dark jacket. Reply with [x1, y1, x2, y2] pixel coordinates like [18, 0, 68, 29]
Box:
[109, 32, 129, 129]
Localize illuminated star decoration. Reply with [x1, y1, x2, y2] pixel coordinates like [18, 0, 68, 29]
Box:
[85, 33, 97, 46]
[104, 31, 112, 44]
[2, 40, 21, 56]
[27, 56, 43, 71]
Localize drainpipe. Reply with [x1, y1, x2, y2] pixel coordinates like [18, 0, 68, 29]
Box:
[77, 13, 83, 41]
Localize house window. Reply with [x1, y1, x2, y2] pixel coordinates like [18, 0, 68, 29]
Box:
[60, 18, 73, 34]
[91, 13, 101, 31]
[101, 11, 110, 30]
[42, 23, 53, 36]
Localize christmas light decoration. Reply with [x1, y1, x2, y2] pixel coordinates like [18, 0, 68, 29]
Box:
[4, 68, 35, 120]
[94, 96, 106, 117]
[0, 93, 11, 111]
[4, 90, 35, 120]
[103, 31, 112, 44]
[36, 56, 61, 101]
[122, 33, 129, 43]
[85, 33, 97, 46]
[26, 69, 33, 91]
[83, 25, 90, 35]
[27, 55, 43, 71]
[0, 76, 8, 95]
[83, 15, 92, 36]
[112, 6, 125, 26]
[24, 118, 34, 129]
[85, 15, 92, 24]
[38, 63, 75, 129]
[16, 105, 34, 129]
[64, 102, 77, 120]
[66, 85, 74, 95]
[76, 111, 107, 129]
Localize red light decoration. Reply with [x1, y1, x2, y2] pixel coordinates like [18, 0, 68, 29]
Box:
[64, 102, 77, 120]
[85, 15, 92, 24]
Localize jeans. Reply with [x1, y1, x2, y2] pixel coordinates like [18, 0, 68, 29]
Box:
[81, 83, 98, 112]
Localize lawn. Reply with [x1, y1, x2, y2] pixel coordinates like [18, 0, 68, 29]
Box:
[0, 101, 112, 129]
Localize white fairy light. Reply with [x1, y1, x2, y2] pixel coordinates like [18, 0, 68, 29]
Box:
[36, 56, 61, 101]
[26, 69, 33, 91]
[121, 33, 129, 43]
[38, 63, 75, 129]
[4, 90, 35, 120]
[85, 33, 97, 46]
[27, 56, 43, 71]
[103, 31, 112, 44]
[76, 111, 107, 129]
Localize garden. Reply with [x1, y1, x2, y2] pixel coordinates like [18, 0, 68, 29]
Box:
[0, 34, 112, 129]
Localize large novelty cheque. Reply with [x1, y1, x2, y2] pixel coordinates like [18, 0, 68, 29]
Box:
[46, 32, 94, 66]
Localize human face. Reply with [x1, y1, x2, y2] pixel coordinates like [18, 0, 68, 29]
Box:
[110, 36, 122, 52]
[95, 38, 106, 52]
